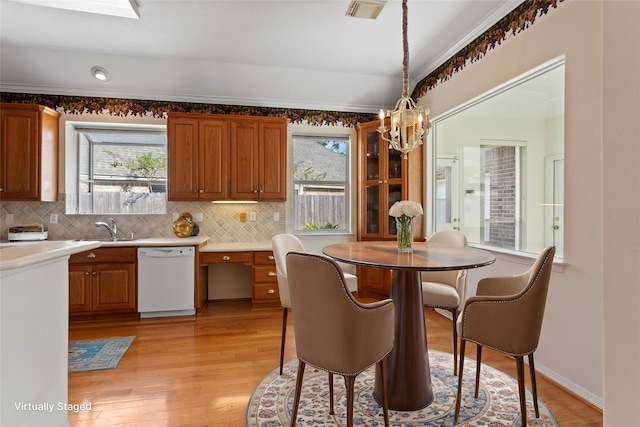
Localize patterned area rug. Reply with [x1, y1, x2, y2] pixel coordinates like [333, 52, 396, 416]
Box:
[68, 336, 134, 372]
[246, 350, 559, 427]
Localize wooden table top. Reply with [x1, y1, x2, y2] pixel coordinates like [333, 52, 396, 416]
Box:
[323, 241, 496, 271]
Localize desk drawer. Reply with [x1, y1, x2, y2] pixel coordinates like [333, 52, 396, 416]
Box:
[253, 265, 277, 283]
[253, 283, 279, 302]
[254, 251, 275, 265]
[200, 251, 252, 264]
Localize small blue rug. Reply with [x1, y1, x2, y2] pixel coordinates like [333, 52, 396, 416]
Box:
[68, 336, 135, 372]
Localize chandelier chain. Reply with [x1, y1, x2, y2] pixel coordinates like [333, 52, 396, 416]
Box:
[402, 0, 409, 99]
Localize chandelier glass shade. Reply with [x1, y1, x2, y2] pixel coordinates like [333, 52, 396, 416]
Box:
[378, 0, 431, 158]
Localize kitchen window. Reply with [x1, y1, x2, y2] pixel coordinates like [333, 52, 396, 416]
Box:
[292, 136, 350, 233]
[72, 125, 167, 215]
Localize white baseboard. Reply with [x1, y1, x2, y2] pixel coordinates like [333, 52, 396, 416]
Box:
[431, 308, 603, 410]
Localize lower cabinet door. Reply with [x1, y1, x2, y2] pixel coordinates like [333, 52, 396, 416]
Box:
[69, 265, 92, 313]
[91, 263, 137, 313]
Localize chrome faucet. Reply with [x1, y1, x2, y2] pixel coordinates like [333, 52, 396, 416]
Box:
[95, 218, 117, 241]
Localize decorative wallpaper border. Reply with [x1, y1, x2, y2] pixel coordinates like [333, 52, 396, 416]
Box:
[0, 93, 377, 128]
[411, 0, 565, 101]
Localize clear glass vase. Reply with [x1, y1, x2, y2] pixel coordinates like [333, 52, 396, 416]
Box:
[396, 215, 414, 253]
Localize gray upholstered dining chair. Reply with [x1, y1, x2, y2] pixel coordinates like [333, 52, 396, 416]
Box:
[286, 251, 394, 427]
[454, 246, 556, 427]
[271, 233, 358, 374]
[421, 230, 468, 374]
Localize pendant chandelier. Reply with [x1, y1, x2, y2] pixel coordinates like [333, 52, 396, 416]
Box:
[378, 0, 431, 158]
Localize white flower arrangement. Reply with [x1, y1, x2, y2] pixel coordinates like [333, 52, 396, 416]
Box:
[389, 200, 423, 219]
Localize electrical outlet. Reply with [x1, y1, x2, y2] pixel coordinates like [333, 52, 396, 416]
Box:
[249, 212, 257, 222]
[273, 212, 280, 222]
[50, 214, 58, 224]
[5, 213, 14, 226]
[239, 212, 247, 222]
[193, 213, 203, 222]
[173, 213, 179, 221]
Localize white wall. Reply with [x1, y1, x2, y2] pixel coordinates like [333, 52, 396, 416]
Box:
[602, 1, 640, 425]
[419, 0, 605, 408]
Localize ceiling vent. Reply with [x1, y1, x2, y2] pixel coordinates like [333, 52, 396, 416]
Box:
[345, 0, 386, 19]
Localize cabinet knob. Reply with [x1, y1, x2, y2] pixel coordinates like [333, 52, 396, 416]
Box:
[92, 272, 97, 276]
[199, 189, 203, 193]
[222, 255, 231, 261]
[267, 289, 275, 294]
[267, 255, 275, 261]
[87, 253, 96, 258]
[267, 271, 276, 277]
[84, 272, 90, 276]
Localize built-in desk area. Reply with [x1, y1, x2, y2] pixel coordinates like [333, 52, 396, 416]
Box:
[199, 242, 278, 310]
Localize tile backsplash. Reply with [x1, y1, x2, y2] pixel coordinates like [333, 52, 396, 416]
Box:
[0, 200, 286, 242]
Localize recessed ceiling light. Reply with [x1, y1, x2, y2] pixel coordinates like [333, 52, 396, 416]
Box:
[91, 66, 110, 82]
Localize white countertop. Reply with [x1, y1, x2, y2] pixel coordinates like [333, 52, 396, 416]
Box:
[0, 237, 273, 271]
[95, 236, 211, 247]
[0, 240, 102, 271]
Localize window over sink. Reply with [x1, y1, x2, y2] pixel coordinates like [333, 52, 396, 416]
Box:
[65, 122, 167, 215]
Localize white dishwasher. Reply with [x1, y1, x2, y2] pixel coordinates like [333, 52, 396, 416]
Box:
[138, 246, 195, 318]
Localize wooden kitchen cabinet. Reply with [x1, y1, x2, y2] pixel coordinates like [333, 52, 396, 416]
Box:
[356, 120, 423, 296]
[167, 116, 228, 200]
[68, 247, 137, 317]
[251, 251, 279, 309]
[0, 103, 60, 201]
[230, 120, 287, 201]
[167, 113, 287, 201]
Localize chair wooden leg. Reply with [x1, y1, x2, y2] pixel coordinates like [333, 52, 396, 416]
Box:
[279, 307, 288, 375]
[450, 308, 458, 376]
[528, 353, 540, 418]
[378, 359, 390, 427]
[344, 375, 356, 427]
[454, 339, 466, 422]
[474, 345, 482, 398]
[290, 360, 306, 427]
[329, 373, 334, 415]
[516, 356, 528, 427]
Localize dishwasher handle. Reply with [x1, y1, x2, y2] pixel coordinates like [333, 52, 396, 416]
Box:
[138, 247, 194, 258]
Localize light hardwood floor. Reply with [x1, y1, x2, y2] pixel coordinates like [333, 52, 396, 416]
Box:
[68, 299, 602, 427]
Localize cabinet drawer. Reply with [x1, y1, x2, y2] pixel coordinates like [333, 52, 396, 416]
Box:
[253, 265, 277, 283]
[253, 283, 280, 302]
[200, 251, 252, 264]
[254, 251, 275, 265]
[69, 247, 136, 264]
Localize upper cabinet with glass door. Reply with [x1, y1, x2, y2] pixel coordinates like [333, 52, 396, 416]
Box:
[357, 120, 423, 240]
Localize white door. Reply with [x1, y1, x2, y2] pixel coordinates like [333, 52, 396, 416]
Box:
[434, 157, 460, 231]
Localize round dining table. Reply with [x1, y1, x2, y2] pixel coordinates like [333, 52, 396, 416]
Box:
[323, 240, 496, 411]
